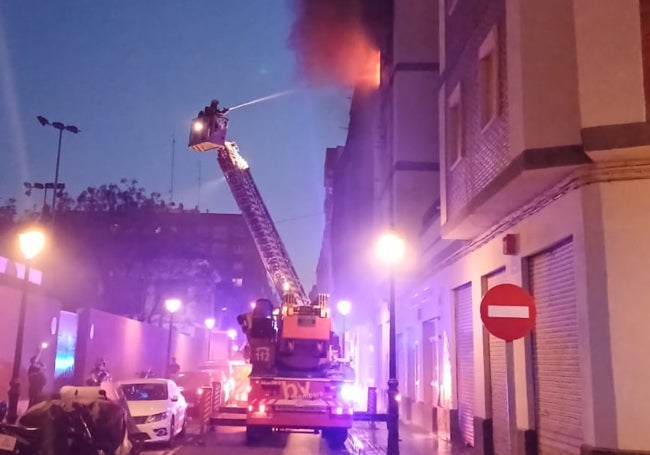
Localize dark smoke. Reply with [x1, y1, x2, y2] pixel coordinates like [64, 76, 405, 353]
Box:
[288, 0, 379, 86]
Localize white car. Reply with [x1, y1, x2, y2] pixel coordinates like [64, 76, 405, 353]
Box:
[119, 378, 187, 446]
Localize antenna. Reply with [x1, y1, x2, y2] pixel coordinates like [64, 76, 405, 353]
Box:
[197, 160, 202, 210]
[170, 134, 176, 202]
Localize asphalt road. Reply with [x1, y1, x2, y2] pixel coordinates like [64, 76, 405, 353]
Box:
[141, 424, 353, 455]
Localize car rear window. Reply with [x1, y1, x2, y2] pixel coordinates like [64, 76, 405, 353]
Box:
[121, 383, 168, 401]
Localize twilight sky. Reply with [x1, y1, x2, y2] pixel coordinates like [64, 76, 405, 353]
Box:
[0, 1, 352, 291]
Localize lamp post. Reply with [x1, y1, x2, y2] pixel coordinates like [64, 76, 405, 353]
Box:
[7, 229, 46, 424]
[36, 116, 79, 216]
[24, 182, 65, 214]
[336, 299, 352, 358]
[376, 231, 406, 455]
[204, 317, 215, 361]
[164, 298, 182, 377]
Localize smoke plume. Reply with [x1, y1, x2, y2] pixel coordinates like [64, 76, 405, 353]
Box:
[288, 0, 380, 87]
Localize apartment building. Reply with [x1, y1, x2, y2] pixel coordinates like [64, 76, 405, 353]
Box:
[325, 1, 650, 454]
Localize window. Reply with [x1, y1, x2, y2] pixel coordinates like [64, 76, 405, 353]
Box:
[447, 84, 464, 168]
[121, 383, 168, 401]
[479, 26, 499, 129]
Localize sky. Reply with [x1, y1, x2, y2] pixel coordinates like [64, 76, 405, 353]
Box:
[0, 1, 353, 292]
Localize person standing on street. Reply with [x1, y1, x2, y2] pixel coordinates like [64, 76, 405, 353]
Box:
[27, 350, 46, 408]
[168, 357, 180, 376]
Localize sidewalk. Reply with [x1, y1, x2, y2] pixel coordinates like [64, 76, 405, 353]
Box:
[348, 421, 474, 455]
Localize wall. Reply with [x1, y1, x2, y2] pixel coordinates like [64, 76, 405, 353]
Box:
[573, 0, 645, 128]
[74, 308, 210, 384]
[599, 178, 650, 450]
[0, 280, 61, 401]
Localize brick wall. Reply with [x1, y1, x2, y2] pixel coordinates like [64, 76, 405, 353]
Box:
[443, 0, 510, 219]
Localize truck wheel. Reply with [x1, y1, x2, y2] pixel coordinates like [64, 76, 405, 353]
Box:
[324, 428, 348, 450]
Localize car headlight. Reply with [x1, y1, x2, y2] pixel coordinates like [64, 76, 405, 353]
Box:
[145, 412, 168, 423]
[339, 384, 357, 402]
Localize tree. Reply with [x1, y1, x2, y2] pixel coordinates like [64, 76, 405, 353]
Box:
[0, 198, 17, 230]
[2, 180, 218, 326]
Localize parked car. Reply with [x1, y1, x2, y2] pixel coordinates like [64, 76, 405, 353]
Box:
[59, 381, 147, 455]
[118, 378, 187, 447]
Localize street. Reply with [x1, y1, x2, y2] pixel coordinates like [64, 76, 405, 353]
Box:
[139, 421, 474, 455]
[140, 421, 353, 455]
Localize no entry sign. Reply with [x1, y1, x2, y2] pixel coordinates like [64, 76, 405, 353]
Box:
[480, 283, 536, 341]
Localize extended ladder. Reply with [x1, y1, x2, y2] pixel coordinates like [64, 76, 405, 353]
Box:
[215, 141, 309, 305]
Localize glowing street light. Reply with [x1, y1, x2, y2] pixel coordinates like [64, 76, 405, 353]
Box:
[8, 229, 45, 423]
[375, 230, 406, 455]
[337, 299, 351, 316]
[165, 298, 182, 377]
[227, 329, 238, 340]
[337, 300, 352, 358]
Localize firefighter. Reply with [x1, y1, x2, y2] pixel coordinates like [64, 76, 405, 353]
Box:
[87, 358, 111, 385]
[27, 351, 46, 408]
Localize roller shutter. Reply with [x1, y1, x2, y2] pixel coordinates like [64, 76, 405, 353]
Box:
[529, 239, 582, 455]
[454, 283, 474, 446]
[486, 272, 510, 455]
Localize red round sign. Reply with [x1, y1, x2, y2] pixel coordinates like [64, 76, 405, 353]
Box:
[480, 284, 536, 341]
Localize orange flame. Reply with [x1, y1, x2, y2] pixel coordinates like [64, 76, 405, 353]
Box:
[289, 1, 381, 88]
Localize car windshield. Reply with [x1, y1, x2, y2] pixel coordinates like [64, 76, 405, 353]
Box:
[121, 383, 168, 401]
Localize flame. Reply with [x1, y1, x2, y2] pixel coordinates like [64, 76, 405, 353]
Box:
[289, 0, 381, 88]
[365, 50, 381, 88]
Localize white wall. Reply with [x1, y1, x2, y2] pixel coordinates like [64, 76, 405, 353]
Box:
[573, 0, 646, 128]
[507, 0, 582, 154]
[599, 179, 650, 450]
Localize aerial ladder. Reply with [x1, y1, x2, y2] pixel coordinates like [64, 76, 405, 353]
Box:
[188, 100, 358, 448]
[188, 100, 308, 306]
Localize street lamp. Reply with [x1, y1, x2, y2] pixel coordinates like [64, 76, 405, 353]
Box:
[204, 317, 216, 361]
[36, 115, 79, 216]
[7, 229, 46, 424]
[164, 298, 182, 377]
[24, 182, 65, 214]
[375, 231, 406, 455]
[336, 299, 351, 358]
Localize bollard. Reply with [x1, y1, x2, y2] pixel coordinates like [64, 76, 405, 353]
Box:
[199, 386, 213, 441]
[212, 381, 222, 412]
[367, 386, 377, 429]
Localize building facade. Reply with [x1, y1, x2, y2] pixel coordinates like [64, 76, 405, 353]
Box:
[20, 211, 271, 332]
[325, 1, 650, 454]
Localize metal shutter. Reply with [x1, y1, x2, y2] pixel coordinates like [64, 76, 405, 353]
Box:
[486, 272, 510, 455]
[455, 283, 474, 446]
[529, 239, 582, 455]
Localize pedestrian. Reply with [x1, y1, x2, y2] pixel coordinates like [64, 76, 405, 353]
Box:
[87, 358, 111, 385]
[27, 351, 46, 408]
[168, 357, 180, 376]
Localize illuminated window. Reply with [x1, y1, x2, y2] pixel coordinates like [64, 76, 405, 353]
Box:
[447, 84, 464, 168]
[479, 26, 499, 129]
[232, 277, 243, 287]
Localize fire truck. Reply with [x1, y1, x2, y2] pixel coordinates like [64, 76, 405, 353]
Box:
[188, 100, 355, 448]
